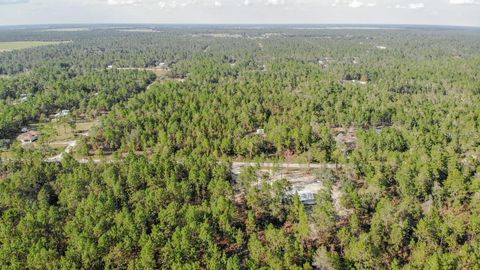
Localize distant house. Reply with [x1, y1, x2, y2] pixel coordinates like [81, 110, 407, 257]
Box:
[20, 93, 31, 102]
[157, 62, 167, 69]
[317, 57, 333, 68]
[17, 130, 39, 144]
[98, 109, 109, 115]
[298, 192, 316, 205]
[352, 80, 367, 85]
[53, 109, 70, 118]
[107, 65, 114, 69]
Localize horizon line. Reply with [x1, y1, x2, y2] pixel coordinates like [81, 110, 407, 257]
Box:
[1, 22, 480, 29]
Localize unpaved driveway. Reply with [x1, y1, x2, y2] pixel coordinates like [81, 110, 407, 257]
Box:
[44, 140, 77, 163]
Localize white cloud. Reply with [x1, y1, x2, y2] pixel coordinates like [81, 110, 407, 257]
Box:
[91, 0, 479, 12]
[265, 0, 285, 5]
[332, 0, 376, 8]
[449, 0, 480, 4]
[408, 2, 424, 9]
[349, 0, 363, 8]
[0, 0, 28, 4]
[237, 0, 288, 7]
[107, 0, 140, 5]
[156, 0, 200, 8]
[394, 2, 424, 9]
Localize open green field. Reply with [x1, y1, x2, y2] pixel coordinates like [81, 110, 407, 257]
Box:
[0, 151, 14, 159]
[31, 118, 99, 144]
[0, 41, 65, 52]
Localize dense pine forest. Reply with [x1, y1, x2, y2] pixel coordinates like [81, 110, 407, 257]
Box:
[1, 25, 480, 269]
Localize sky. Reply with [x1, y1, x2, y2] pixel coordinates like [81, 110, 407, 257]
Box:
[0, 0, 480, 27]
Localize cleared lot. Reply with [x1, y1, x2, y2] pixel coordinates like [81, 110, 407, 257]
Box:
[232, 162, 352, 216]
[0, 41, 66, 52]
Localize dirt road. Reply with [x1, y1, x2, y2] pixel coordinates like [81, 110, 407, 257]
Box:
[231, 162, 343, 174]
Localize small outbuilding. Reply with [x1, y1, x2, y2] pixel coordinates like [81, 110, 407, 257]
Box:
[53, 109, 70, 118]
[17, 130, 40, 144]
[157, 62, 167, 69]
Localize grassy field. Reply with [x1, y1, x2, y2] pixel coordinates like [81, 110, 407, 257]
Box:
[31, 119, 99, 144]
[0, 41, 66, 52]
[0, 151, 14, 159]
